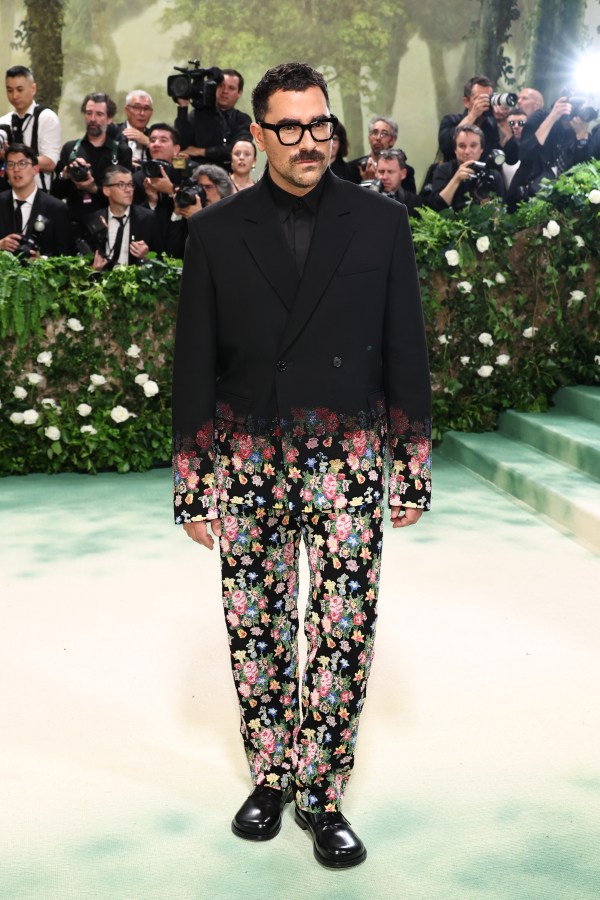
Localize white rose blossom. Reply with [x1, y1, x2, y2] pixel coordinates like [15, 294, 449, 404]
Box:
[41, 398, 59, 409]
[587, 189, 600, 204]
[495, 354, 511, 366]
[67, 318, 84, 332]
[110, 405, 132, 423]
[44, 426, 61, 441]
[542, 219, 561, 238]
[495, 272, 506, 284]
[81, 425, 98, 435]
[23, 409, 39, 425]
[523, 326, 538, 338]
[36, 351, 53, 366]
[26, 372, 43, 385]
[437, 335, 449, 345]
[476, 236, 490, 253]
[126, 344, 142, 358]
[77, 403, 92, 417]
[568, 290, 585, 306]
[10, 412, 24, 424]
[13, 386, 27, 400]
[90, 374, 107, 386]
[143, 380, 159, 398]
[134, 373, 150, 385]
[445, 249, 460, 266]
[478, 332, 494, 347]
[594, 355, 600, 365]
[460, 356, 470, 365]
[457, 281, 472, 293]
[574, 235, 585, 248]
[477, 365, 494, 378]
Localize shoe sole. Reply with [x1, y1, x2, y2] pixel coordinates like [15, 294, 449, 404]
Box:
[231, 792, 293, 842]
[294, 810, 368, 868]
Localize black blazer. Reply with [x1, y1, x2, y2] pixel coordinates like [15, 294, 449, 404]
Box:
[0, 189, 74, 255]
[173, 170, 431, 520]
[128, 204, 163, 257]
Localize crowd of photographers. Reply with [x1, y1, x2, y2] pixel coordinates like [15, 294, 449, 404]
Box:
[1, 63, 599, 265]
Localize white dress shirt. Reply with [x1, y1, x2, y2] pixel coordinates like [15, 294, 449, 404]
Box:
[0, 101, 61, 190]
[11, 186, 37, 233]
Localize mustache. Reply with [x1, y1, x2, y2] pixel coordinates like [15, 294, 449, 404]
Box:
[291, 150, 326, 163]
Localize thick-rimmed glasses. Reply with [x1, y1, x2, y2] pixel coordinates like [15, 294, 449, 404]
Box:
[107, 181, 134, 190]
[258, 116, 338, 146]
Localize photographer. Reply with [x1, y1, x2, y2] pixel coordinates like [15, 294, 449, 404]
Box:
[116, 90, 154, 164]
[438, 75, 519, 165]
[52, 92, 132, 233]
[164, 164, 233, 258]
[0, 143, 74, 256]
[376, 149, 433, 215]
[430, 124, 505, 211]
[172, 67, 251, 171]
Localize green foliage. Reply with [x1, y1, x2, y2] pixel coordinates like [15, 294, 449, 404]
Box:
[1, 161, 600, 476]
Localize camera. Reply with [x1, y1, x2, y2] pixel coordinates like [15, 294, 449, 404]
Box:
[14, 233, 40, 260]
[0, 124, 12, 151]
[560, 89, 598, 123]
[489, 92, 518, 108]
[68, 160, 92, 182]
[167, 59, 224, 111]
[78, 211, 108, 256]
[142, 158, 172, 179]
[467, 150, 504, 191]
[360, 179, 383, 192]
[174, 179, 206, 209]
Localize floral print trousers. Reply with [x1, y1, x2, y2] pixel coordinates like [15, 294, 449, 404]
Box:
[219, 502, 384, 813]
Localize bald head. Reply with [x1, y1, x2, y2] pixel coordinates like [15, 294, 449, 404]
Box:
[517, 88, 544, 117]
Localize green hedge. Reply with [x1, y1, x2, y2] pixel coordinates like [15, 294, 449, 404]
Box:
[1, 162, 599, 475]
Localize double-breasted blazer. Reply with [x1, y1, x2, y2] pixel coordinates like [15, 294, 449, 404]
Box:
[172, 169, 431, 522]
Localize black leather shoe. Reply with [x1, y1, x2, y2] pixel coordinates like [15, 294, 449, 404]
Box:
[295, 807, 367, 868]
[231, 785, 292, 841]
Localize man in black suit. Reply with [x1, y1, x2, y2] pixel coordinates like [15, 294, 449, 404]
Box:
[0, 143, 73, 256]
[89, 165, 162, 270]
[172, 62, 431, 868]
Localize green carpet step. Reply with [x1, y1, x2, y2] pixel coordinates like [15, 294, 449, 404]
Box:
[553, 385, 600, 425]
[499, 409, 600, 481]
[439, 430, 600, 553]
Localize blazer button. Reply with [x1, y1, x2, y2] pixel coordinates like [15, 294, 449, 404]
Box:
[277, 360, 287, 372]
[332, 356, 342, 368]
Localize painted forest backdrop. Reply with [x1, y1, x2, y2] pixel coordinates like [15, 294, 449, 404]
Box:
[1, 0, 600, 181]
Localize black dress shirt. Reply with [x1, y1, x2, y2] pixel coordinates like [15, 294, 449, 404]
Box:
[267, 174, 326, 276]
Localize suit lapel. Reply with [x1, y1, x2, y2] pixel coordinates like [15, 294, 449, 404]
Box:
[24, 191, 42, 236]
[277, 171, 355, 356]
[241, 179, 299, 311]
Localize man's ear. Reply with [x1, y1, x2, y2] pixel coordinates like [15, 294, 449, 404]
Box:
[250, 121, 265, 153]
[102, 185, 110, 199]
[400, 167, 408, 182]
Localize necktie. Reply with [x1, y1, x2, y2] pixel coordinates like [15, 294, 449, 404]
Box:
[11, 113, 30, 143]
[292, 199, 311, 275]
[14, 199, 26, 233]
[110, 216, 126, 265]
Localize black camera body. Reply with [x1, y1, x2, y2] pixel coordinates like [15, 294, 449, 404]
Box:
[142, 158, 171, 179]
[14, 214, 50, 260]
[561, 89, 598, 123]
[78, 210, 109, 256]
[167, 59, 224, 111]
[467, 152, 502, 191]
[68, 161, 92, 183]
[174, 179, 207, 210]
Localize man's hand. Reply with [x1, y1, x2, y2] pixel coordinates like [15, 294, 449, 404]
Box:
[177, 196, 203, 218]
[358, 157, 377, 181]
[390, 507, 423, 528]
[464, 92, 491, 124]
[129, 239, 149, 259]
[122, 126, 149, 146]
[92, 249, 108, 271]
[147, 165, 174, 196]
[0, 233, 21, 252]
[183, 518, 222, 549]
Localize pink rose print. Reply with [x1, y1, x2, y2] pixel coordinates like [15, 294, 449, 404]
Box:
[238, 434, 253, 459]
[232, 590, 247, 615]
[319, 669, 333, 697]
[238, 682, 251, 698]
[347, 452, 360, 471]
[243, 660, 258, 684]
[224, 516, 239, 540]
[306, 741, 318, 760]
[329, 595, 344, 622]
[322, 472, 338, 500]
[327, 535, 339, 554]
[226, 611, 240, 627]
[353, 430, 367, 456]
[335, 513, 353, 541]
[186, 473, 199, 490]
[261, 728, 276, 753]
[283, 542, 295, 566]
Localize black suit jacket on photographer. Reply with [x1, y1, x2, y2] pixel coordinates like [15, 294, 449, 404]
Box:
[132, 167, 175, 243]
[346, 156, 418, 193]
[438, 111, 519, 165]
[174, 104, 251, 169]
[430, 159, 505, 211]
[515, 109, 592, 192]
[0, 189, 75, 256]
[52, 133, 133, 226]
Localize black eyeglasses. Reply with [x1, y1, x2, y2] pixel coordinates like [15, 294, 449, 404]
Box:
[258, 116, 338, 146]
[509, 120, 526, 128]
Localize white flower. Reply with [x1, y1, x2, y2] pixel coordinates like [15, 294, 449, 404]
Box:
[574, 235, 585, 248]
[568, 290, 585, 306]
[134, 373, 150, 385]
[10, 412, 24, 424]
[523, 326, 538, 338]
[77, 403, 92, 417]
[90, 373, 107, 386]
[460, 356, 470, 365]
[81, 425, 98, 435]
[36, 351, 53, 366]
[587, 189, 600, 204]
[41, 398, 59, 409]
[595, 355, 600, 365]
[495, 354, 511, 366]
[126, 344, 142, 358]
[67, 318, 84, 332]
[477, 365, 494, 378]
[143, 380, 159, 398]
[26, 372, 43, 385]
[478, 332, 494, 347]
[445, 249, 460, 266]
[495, 272, 506, 284]
[550, 342, 558, 353]
[457, 281, 472, 293]
[22, 409, 39, 425]
[437, 335, 449, 345]
[110, 405, 132, 423]
[13, 385, 27, 400]
[542, 219, 560, 238]
[44, 426, 61, 441]
[476, 236, 490, 253]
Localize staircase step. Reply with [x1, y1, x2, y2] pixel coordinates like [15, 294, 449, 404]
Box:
[440, 430, 600, 553]
[553, 386, 600, 425]
[499, 409, 600, 481]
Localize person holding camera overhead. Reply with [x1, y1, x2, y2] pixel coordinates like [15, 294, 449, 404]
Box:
[438, 75, 519, 165]
[430, 124, 505, 211]
[0, 143, 74, 256]
[52, 92, 132, 234]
